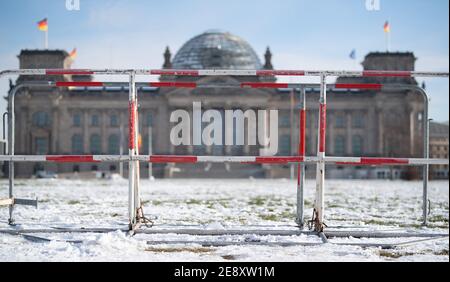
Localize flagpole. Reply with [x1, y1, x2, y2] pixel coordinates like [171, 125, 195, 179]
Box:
[388, 28, 391, 52]
[385, 20, 391, 52]
[45, 29, 48, 49]
[385, 29, 391, 52]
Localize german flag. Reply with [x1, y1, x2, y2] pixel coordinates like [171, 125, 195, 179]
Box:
[383, 21, 390, 33]
[69, 48, 77, 60]
[37, 18, 48, 31]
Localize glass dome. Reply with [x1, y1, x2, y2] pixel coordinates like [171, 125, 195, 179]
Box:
[172, 31, 262, 70]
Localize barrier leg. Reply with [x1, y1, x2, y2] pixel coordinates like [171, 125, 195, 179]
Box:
[8, 161, 14, 225]
[8, 108, 14, 225]
[297, 164, 305, 227]
[422, 116, 430, 226]
[314, 75, 327, 232]
[134, 148, 142, 223]
[128, 73, 137, 230]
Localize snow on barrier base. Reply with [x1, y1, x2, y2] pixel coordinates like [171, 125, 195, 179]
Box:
[1, 68, 449, 239]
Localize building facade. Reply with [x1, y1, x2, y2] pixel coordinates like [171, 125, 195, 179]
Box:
[429, 121, 449, 179]
[6, 31, 428, 179]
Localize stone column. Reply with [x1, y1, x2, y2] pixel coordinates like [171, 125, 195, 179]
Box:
[83, 110, 89, 153]
[51, 108, 58, 154]
[346, 111, 352, 155]
[101, 110, 107, 153]
[367, 107, 376, 155]
[328, 111, 334, 155]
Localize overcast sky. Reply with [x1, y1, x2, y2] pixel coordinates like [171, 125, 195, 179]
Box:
[0, 0, 448, 131]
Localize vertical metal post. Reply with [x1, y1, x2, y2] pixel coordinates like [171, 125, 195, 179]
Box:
[314, 75, 327, 232]
[128, 73, 137, 229]
[119, 123, 124, 178]
[296, 87, 306, 228]
[421, 90, 429, 226]
[290, 89, 295, 180]
[134, 103, 141, 223]
[148, 126, 153, 179]
[7, 87, 18, 225]
[2, 112, 7, 154]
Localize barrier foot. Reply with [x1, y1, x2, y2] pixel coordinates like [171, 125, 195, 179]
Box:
[1, 197, 37, 226]
[295, 220, 304, 230]
[319, 232, 328, 243]
[129, 207, 152, 232]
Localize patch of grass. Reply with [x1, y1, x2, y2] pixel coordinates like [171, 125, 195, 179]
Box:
[145, 247, 213, 253]
[398, 223, 424, 229]
[187, 199, 203, 205]
[68, 200, 80, 205]
[363, 219, 404, 226]
[280, 210, 295, 220]
[428, 215, 449, 223]
[369, 197, 379, 203]
[248, 196, 266, 206]
[215, 200, 230, 208]
[222, 255, 237, 260]
[152, 200, 163, 206]
[380, 249, 449, 258]
[378, 250, 416, 259]
[259, 214, 278, 221]
[434, 249, 449, 256]
[328, 203, 342, 208]
[111, 213, 120, 217]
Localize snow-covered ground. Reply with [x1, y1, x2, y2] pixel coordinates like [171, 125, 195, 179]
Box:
[0, 178, 448, 261]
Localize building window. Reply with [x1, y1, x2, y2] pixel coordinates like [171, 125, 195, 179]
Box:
[352, 112, 365, 128]
[110, 115, 119, 127]
[335, 114, 346, 128]
[90, 134, 101, 154]
[352, 135, 364, 156]
[32, 112, 50, 127]
[279, 114, 290, 128]
[35, 137, 48, 154]
[71, 134, 84, 154]
[147, 113, 153, 127]
[73, 113, 81, 127]
[334, 135, 346, 155]
[279, 134, 291, 155]
[108, 134, 120, 154]
[193, 146, 206, 155]
[141, 134, 154, 154]
[91, 114, 100, 126]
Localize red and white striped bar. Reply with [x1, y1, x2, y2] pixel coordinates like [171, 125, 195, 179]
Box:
[148, 156, 309, 164]
[53, 81, 393, 90]
[0, 155, 129, 162]
[333, 157, 450, 166]
[2, 69, 448, 78]
[148, 82, 387, 89]
[0, 155, 447, 165]
[51, 81, 388, 90]
[149, 69, 449, 77]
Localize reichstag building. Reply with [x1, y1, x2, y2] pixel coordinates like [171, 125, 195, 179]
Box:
[8, 30, 424, 179]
